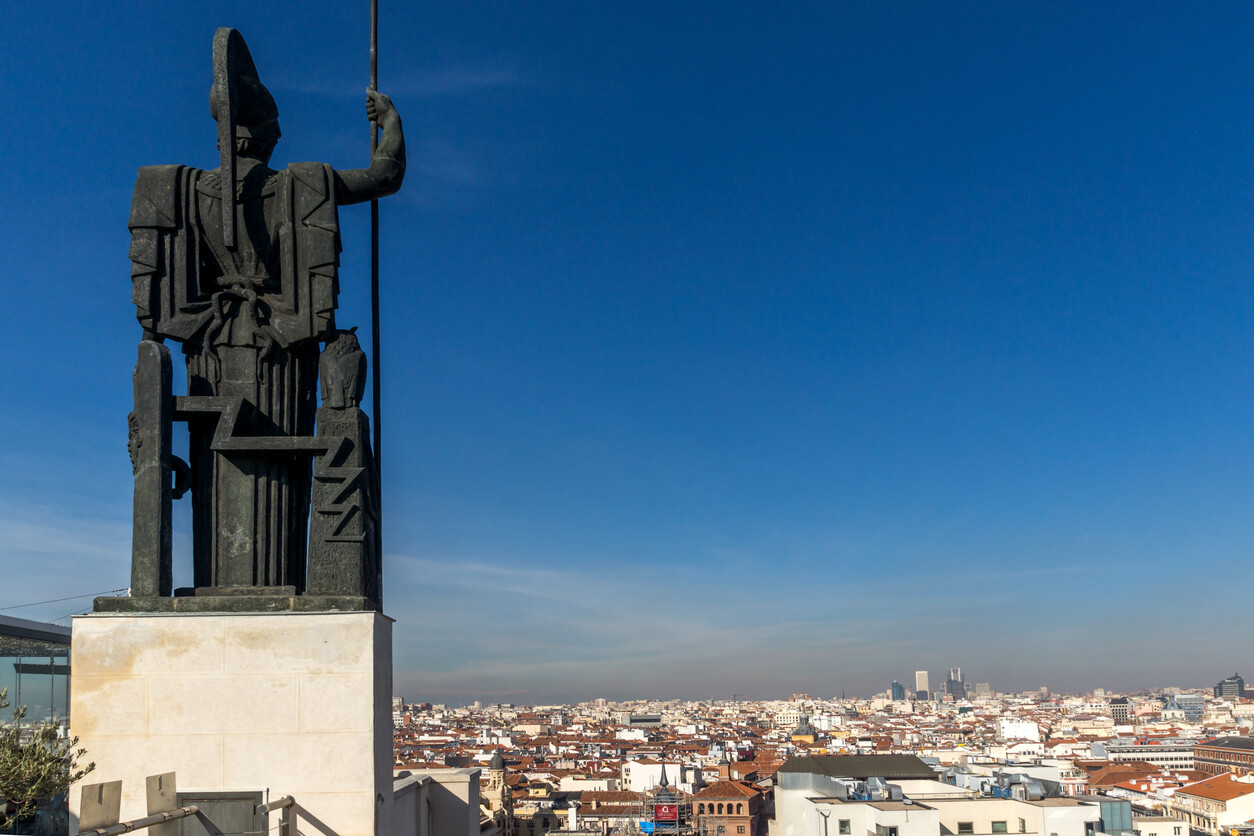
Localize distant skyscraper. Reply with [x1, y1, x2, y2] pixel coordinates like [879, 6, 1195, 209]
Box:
[891, 681, 906, 700]
[1215, 673, 1245, 700]
[915, 670, 929, 694]
[945, 667, 966, 698]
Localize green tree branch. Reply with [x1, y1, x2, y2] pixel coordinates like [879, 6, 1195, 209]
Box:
[0, 687, 95, 831]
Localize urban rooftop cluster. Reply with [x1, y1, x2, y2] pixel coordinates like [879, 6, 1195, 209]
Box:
[391, 672, 1254, 836]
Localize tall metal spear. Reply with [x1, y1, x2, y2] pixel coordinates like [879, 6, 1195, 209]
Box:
[369, 0, 383, 583]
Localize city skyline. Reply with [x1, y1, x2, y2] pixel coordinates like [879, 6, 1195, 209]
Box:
[393, 672, 1238, 708]
[4, 2, 1254, 703]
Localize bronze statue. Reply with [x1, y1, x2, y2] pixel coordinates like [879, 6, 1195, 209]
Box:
[108, 28, 405, 611]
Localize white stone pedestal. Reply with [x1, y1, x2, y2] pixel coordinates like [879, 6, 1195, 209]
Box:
[70, 611, 393, 836]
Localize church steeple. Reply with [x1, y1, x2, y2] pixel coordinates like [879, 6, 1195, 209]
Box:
[486, 750, 511, 835]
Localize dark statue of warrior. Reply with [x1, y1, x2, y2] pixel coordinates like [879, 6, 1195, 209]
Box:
[111, 29, 405, 611]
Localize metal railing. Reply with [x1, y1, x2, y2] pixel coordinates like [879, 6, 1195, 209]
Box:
[77, 805, 201, 836]
[74, 796, 297, 836]
[256, 797, 294, 816]
[258, 795, 297, 836]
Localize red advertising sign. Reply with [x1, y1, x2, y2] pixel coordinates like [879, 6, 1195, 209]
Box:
[655, 804, 678, 822]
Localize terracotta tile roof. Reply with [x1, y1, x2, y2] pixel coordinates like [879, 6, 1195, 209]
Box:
[1085, 763, 1158, 789]
[1177, 774, 1254, 803]
[694, 781, 760, 799]
[581, 805, 637, 817]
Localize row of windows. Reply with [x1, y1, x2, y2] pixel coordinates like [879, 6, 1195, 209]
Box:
[1199, 749, 1254, 764]
[956, 819, 1026, 834]
[1195, 762, 1249, 776]
[698, 803, 746, 815]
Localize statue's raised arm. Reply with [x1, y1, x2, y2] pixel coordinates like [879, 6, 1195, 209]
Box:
[334, 89, 406, 205]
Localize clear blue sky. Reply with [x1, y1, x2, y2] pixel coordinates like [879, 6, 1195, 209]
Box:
[3, 1, 1253, 703]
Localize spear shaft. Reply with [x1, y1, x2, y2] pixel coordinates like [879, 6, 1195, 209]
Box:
[369, 0, 383, 575]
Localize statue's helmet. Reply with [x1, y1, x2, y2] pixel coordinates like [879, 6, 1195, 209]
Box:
[208, 28, 280, 248]
[209, 28, 281, 146]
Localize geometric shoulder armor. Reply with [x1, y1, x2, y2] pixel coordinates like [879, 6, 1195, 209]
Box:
[129, 164, 213, 342]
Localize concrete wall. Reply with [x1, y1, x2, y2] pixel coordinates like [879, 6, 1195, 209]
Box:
[70, 611, 393, 836]
[1132, 816, 1180, 836]
[401, 769, 481, 836]
[1037, 802, 1101, 836]
[928, 798, 1100, 836]
[392, 775, 431, 836]
[770, 773, 850, 836]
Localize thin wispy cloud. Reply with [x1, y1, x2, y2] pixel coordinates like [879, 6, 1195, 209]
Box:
[386, 542, 1124, 702]
[393, 554, 577, 599]
[0, 502, 131, 619]
[0, 505, 129, 564]
[388, 552, 925, 669]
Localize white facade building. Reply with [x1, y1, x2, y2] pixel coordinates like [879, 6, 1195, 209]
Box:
[1131, 815, 1182, 836]
[774, 794, 1101, 836]
[997, 719, 1042, 743]
[620, 760, 702, 794]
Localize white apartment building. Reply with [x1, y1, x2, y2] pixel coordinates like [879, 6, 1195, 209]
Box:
[1102, 740, 1195, 772]
[811, 799, 939, 836]
[558, 775, 620, 792]
[620, 760, 702, 794]
[778, 796, 1102, 836]
[997, 719, 1042, 743]
[927, 798, 1101, 836]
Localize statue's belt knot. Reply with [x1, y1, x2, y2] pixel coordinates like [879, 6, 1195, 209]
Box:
[217, 274, 269, 289]
[203, 280, 277, 381]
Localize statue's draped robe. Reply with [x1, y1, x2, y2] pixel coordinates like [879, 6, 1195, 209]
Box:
[129, 162, 342, 591]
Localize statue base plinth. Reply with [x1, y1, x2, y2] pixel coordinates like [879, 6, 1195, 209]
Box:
[190, 585, 298, 596]
[93, 594, 378, 613]
[70, 610, 394, 836]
